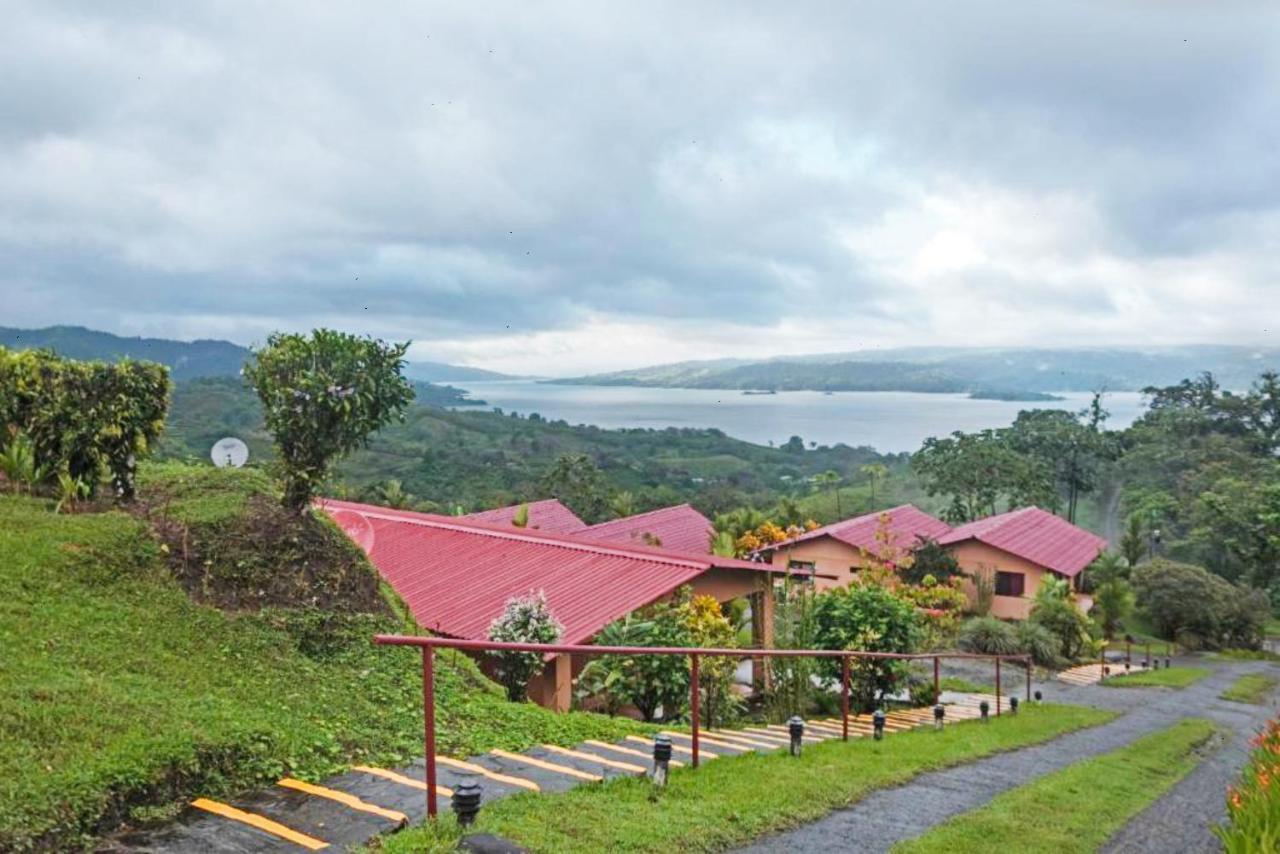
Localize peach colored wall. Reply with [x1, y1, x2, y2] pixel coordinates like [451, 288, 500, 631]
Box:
[767, 537, 872, 591]
[689, 567, 768, 603]
[950, 541, 1053, 621]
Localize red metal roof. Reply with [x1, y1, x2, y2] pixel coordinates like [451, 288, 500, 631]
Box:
[582, 504, 715, 554]
[318, 498, 768, 645]
[461, 498, 587, 534]
[938, 507, 1107, 578]
[779, 504, 952, 554]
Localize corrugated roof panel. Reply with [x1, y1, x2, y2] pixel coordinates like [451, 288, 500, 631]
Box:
[581, 504, 715, 554]
[783, 504, 952, 553]
[462, 498, 587, 534]
[320, 499, 763, 645]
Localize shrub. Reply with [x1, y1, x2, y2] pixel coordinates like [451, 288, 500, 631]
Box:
[1092, 578, 1136, 639]
[905, 538, 964, 585]
[244, 330, 414, 511]
[487, 591, 564, 701]
[577, 594, 692, 722]
[686, 594, 740, 728]
[1029, 596, 1094, 661]
[1015, 620, 1060, 667]
[957, 616, 1020, 655]
[813, 584, 922, 712]
[765, 577, 821, 721]
[0, 348, 170, 499]
[1132, 559, 1267, 650]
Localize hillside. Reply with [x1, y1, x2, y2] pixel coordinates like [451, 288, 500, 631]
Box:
[154, 377, 909, 521]
[0, 325, 515, 383]
[555, 345, 1280, 394]
[0, 464, 643, 850]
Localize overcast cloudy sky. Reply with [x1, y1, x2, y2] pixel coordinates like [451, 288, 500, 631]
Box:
[3, 2, 1279, 374]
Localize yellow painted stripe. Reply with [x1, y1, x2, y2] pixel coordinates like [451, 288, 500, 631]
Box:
[659, 730, 753, 752]
[625, 735, 717, 759]
[751, 726, 825, 742]
[584, 739, 685, 767]
[688, 730, 781, 750]
[489, 748, 602, 781]
[542, 744, 646, 774]
[190, 798, 329, 850]
[276, 779, 407, 824]
[351, 765, 453, 797]
[434, 756, 540, 791]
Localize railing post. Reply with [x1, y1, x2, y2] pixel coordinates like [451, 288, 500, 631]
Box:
[995, 657, 1001, 716]
[1025, 658, 1031, 702]
[1146, 643, 1151, 668]
[933, 656, 940, 705]
[841, 656, 850, 742]
[690, 653, 700, 769]
[1099, 645, 1106, 681]
[423, 645, 438, 819]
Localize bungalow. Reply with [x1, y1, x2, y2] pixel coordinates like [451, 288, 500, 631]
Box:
[320, 498, 783, 710]
[759, 504, 953, 590]
[461, 498, 587, 533]
[939, 507, 1107, 620]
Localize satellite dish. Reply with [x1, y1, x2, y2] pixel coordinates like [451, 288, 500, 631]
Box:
[211, 437, 249, 468]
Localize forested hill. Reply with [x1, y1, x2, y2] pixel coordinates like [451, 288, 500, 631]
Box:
[555, 345, 1280, 394]
[0, 325, 516, 382]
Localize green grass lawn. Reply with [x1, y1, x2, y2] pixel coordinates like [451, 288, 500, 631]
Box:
[892, 718, 1219, 854]
[1220, 673, 1280, 705]
[1100, 666, 1211, 689]
[372, 704, 1115, 854]
[1211, 648, 1280, 663]
[938, 676, 990, 694]
[0, 471, 647, 851]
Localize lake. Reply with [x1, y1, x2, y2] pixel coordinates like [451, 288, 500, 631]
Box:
[447, 381, 1146, 454]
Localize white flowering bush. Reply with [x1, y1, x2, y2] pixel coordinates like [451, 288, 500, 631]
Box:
[487, 590, 564, 701]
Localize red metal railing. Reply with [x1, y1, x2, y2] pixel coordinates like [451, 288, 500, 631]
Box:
[374, 634, 1033, 818]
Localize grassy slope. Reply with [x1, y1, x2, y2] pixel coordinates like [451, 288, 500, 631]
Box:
[1101, 667, 1211, 689]
[0, 466, 645, 850]
[893, 719, 1219, 854]
[375, 704, 1114, 854]
[1220, 674, 1280, 705]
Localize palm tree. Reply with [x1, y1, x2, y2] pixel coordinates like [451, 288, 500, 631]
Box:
[811, 470, 843, 517]
[859, 463, 888, 509]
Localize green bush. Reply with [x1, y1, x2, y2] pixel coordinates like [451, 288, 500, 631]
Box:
[1132, 559, 1268, 650]
[486, 591, 564, 701]
[957, 616, 1019, 655]
[1028, 596, 1093, 661]
[813, 584, 922, 711]
[1015, 620, 1060, 667]
[0, 347, 170, 499]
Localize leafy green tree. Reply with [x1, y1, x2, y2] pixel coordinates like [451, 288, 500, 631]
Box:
[1004, 399, 1118, 523]
[539, 453, 612, 523]
[1193, 471, 1280, 589]
[486, 590, 564, 701]
[1132, 559, 1268, 649]
[904, 538, 964, 585]
[244, 330, 414, 511]
[860, 463, 888, 508]
[813, 584, 922, 712]
[1092, 577, 1135, 639]
[912, 429, 1050, 522]
[609, 490, 637, 519]
[1119, 513, 1147, 569]
[580, 594, 693, 722]
[811, 470, 843, 516]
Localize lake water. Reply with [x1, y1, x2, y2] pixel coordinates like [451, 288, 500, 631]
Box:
[448, 381, 1146, 454]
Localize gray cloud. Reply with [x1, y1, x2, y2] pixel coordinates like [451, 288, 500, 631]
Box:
[2, 1, 1278, 373]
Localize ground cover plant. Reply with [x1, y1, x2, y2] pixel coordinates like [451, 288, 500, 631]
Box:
[1220, 673, 1279, 705]
[893, 719, 1219, 854]
[1100, 666, 1211, 689]
[373, 704, 1114, 854]
[0, 468, 646, 851]
[1218, 713, 1280, 853]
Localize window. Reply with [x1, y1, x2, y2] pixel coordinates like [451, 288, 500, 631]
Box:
[995, 571, 1026, 597]
[787, 560, 816, 572]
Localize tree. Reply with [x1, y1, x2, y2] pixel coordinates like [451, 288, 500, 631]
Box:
[245, 330, 414, 511]
[813, 584, 922, 712]
[1193, 472, 1280, 589]
[540, 453, 612, 523]
[1132, 559, 1268, 650]
[1092, 577, 1135, 639]
[685, 595, 739, 728]
[1119, 513, 1147, 569]
[609, 490, 637, 519]
[911, 429, 1050, 523]
[579, 594, 693, 722]
[1004, 399, 1118, 523]
[811, 470, 843, 516]
[487, 590, 564, 701]
[904, 538, 963, 586]
[860, 463, 888, 508]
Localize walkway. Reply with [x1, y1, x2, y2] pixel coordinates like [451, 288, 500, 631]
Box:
[737, 659, 1278, 853]
[104, 698, 990, 852]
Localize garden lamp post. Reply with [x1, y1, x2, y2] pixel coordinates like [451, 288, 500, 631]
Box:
[788, 716, 805, 756]
[933, 704, 945, 731]
[1009, 695, 1019, 715]
[872, 709, 886, 741]
[979, 700, 989, 723]
[652, 735, 672, 787]
[451, 772, 483, 827]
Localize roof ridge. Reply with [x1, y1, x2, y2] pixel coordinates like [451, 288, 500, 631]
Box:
[585, 503, 698, 528]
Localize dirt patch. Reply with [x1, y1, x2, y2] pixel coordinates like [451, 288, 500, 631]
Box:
[135, 492, 389, 615]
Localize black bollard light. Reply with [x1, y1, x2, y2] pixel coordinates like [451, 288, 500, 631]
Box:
[1034, 690, 1043, 703]
[979, 699, 990, 723]
[788, 716, 805, 757]
[1153, 659, 1160, 670]
[872, 709, 886, 741]
[652, 734, 672, 787]
[1165, 657, 1171, 669]
[1103, 665, 1110, 676]
[1124, 661, 1130, 672]
[1009, 696, 1019, 715]
[451, 773, 483, 828]
[933, 704, 945, 731]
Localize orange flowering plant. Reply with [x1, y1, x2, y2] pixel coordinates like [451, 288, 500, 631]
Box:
[1217, 714, 1280, 853]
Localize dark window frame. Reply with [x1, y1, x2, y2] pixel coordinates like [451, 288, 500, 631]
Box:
[994, 571, 1026, 597]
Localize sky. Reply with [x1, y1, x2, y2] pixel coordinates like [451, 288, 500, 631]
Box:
[3, 2, 1279, 376]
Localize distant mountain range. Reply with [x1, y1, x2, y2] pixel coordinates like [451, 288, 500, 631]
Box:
[553, 345, 1280, 395]
[0, 326, 517, 383]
